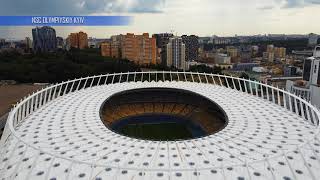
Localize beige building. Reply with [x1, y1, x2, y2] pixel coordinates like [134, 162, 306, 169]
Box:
[101, 42, 111, 57]
[121, 33, 157, 65]
[226, 46, 238, 58]
[67, 31, 88, 49]
[274, 47, 286, 58]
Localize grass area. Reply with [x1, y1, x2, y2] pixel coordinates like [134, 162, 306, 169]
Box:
[119, 122, 193, 141]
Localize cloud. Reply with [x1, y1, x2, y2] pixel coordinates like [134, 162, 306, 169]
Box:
[258, 5, 275, 10]
[0, 0, 164, 15]
[282, 0, 320, 8]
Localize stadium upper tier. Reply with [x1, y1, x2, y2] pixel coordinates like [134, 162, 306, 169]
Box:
[0, 72, 320, 180]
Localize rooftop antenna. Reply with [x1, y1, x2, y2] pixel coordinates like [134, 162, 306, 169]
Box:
[170, 29, 176, 37]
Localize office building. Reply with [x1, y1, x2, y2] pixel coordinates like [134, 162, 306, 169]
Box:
[67, 31, 88, 49]
[181, 35, 199, 62]
[121, 33, 157, 65]
[32, 26, 57, 52]
[167, 37, 187, 70]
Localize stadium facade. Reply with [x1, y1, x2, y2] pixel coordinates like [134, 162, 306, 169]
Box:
[0, 72, 320, 180]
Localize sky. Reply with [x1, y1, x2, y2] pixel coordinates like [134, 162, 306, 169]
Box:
[0, 0, 320, 39]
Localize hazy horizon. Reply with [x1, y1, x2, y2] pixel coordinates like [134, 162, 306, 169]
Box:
[1, 0, 320, 39]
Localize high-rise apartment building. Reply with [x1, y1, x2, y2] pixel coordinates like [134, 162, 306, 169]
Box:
[152, 33, 174, 66]
[265, 44, 286, 62]
[121, 33, 157, 65]
[167, 37, 187, 70]
[67, 31, 88, 49]
[32, 26, 57, 52]
[274, 47, 286, 58]
[101, 42, 112, 57]
[181, 35, 199, 62]
[110, 35, 124, 58]
[267, 44, 274, 53]
[56, 37, 64, 49]
[267, 52, 275, 63]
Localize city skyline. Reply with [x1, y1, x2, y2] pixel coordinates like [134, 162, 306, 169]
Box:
[1, 0, 320, 39]
[0, 27, 319, 41]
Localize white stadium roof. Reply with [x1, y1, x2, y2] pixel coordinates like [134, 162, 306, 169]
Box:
[0, 72, 320, 180]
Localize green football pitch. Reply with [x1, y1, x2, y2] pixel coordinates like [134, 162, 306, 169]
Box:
[119, 122, 193, 141]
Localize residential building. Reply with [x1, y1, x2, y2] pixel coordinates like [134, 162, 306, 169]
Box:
[267, 52, 275, 62]
[308, 33, 318, 46]
[167, 37, 187, 70]
[286, 46, 320, 108]
[181, 35, 199, 62]
[67, 31, 88, 49]
[56, 37, 64, 49]
[32, 26, 57, 52]
[251, 46, 259, 57]
[215, 53, 231, 64]
[0, 39, 5, 45]
[152, 33, 174, 66]
[226, 46, 238, 58]
[121, 33, 157, 65]
[267, 44, 274, 53]
[284, 66, 297, 77]
[24, 37, 32, 50]
[109, 36, 121, 58]
[274, 47, 286, 58]
[101, 42, 112, 57]
[233, 63, 259, 71]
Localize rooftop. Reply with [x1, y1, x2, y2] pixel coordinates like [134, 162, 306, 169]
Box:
[0, 72, 319, 180]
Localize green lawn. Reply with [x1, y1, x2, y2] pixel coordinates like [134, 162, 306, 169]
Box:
[120, 122, 193, 141]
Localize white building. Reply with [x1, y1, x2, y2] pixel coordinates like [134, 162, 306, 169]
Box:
[167, 37, 188, 70]
[252, 66, 267, 73]
[286, 45, 320, 108]
[215, 53, 231, 64]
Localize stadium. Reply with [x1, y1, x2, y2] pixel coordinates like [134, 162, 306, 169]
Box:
[0, 71, 320, 180]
